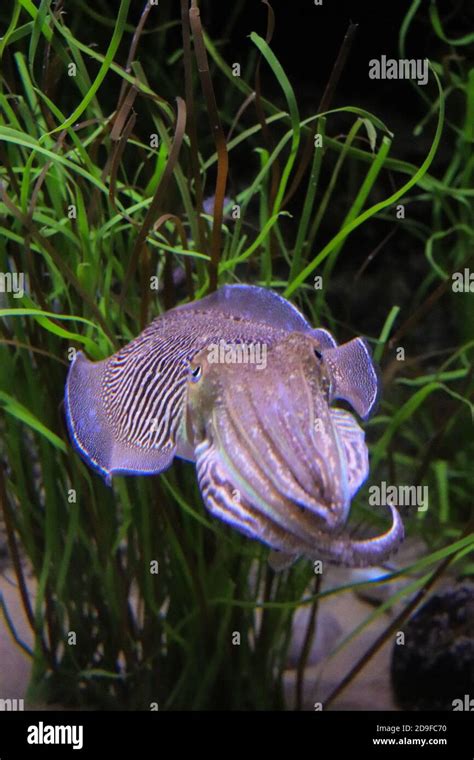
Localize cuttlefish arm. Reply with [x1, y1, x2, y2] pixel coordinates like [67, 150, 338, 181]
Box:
[267, 503, 404, 570]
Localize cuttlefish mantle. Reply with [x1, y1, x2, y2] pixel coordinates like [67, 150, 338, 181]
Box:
[65, 284, 404, 568]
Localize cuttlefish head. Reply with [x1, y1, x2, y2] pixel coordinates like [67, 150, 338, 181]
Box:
[184, 332, 403, 567]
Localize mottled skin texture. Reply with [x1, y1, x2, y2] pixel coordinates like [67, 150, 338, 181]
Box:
[65, 284, 404, 567]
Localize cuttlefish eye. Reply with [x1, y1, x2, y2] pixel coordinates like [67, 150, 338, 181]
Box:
[314, 348, 323, 360]
[190, 365, 202, 382]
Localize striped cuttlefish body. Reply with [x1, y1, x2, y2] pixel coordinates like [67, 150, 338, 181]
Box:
[65, 284, 404, 567]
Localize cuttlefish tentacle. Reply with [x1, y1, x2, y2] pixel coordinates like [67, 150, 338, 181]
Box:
[65, 283, 404, 567]
[328, 504, 405, 566]
[267, 504, 404, 571]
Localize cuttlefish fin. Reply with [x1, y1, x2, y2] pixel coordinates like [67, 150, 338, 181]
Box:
[311, 327, 337, 349]
[65, 343, 183, 482]
[322, 337, 380, 419]
[172, 284, 314, 334]
[65, 352, 114, 482]
[331, 408, 369, 498]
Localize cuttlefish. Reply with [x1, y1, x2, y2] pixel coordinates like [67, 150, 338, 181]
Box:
[65, 284, 404, 567]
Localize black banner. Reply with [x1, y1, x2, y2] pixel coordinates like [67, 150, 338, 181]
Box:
[0, 710, 472, 758]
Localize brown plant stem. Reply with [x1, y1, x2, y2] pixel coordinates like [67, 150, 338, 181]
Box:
[189, 1, 228, 292]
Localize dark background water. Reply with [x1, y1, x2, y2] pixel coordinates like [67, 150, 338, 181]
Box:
[122, 0, 468, 149]
[9, 0, 469, 341]
[107, 0, 468, 345]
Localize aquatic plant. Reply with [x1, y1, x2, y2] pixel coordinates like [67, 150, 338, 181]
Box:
[0, 0, 473, 709]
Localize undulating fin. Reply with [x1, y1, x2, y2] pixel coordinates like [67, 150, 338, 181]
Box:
[65, 352, 114, 482]
[322, 337, 380, 419]
[66, 351, 179, 483]
[172, 284, 314, 334]
[330, 408, 369, 498]
[65, 322, 193, 481]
